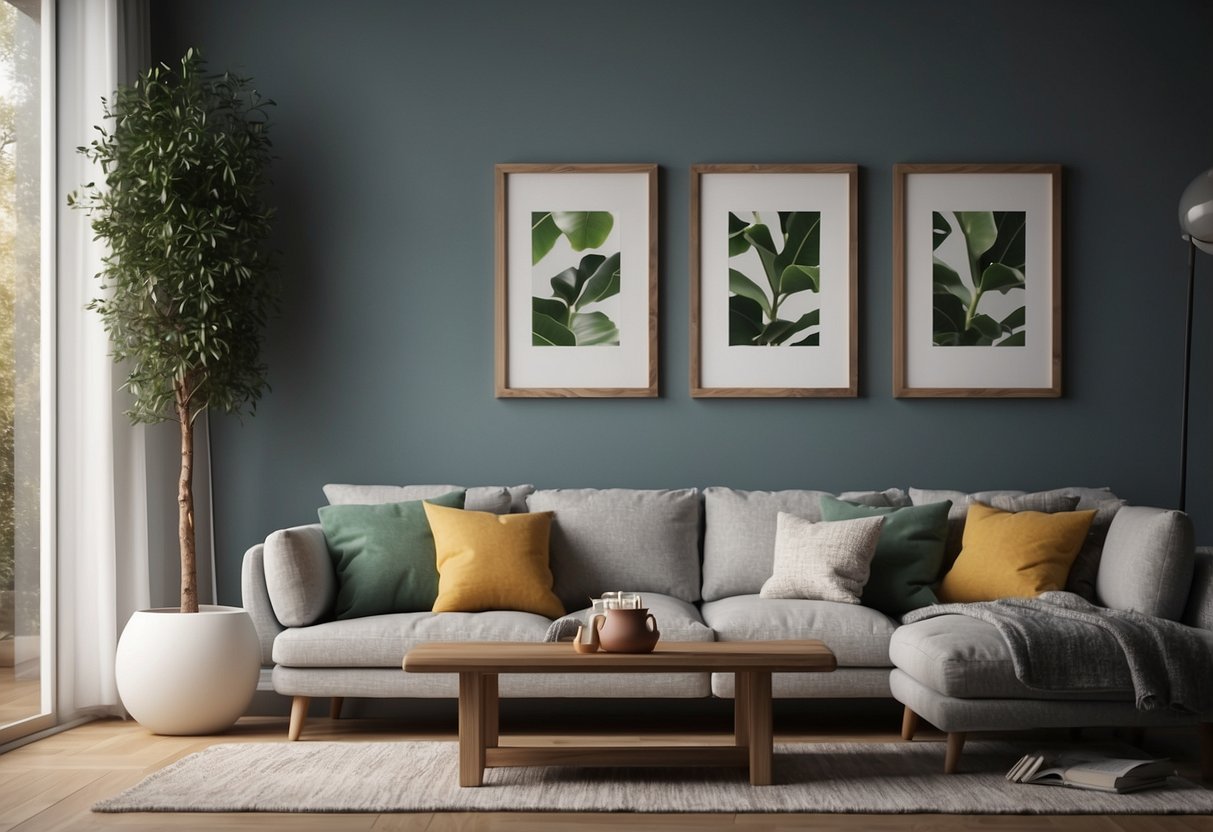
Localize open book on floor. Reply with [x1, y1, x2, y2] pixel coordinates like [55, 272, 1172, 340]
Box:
[1007, 752, 1176, 793]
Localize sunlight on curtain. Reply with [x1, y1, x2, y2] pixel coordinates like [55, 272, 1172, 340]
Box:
[55, 0, 151, 720]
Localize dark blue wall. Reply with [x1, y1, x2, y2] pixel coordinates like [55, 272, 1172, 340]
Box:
[151, 0, 1213, 606]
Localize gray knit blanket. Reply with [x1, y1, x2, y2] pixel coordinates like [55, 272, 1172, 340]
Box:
[901, 591, 1213, 714]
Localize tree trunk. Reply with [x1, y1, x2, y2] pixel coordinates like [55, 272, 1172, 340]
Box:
[175, 381, 198, 613]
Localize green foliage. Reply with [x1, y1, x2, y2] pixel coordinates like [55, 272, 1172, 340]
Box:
[932, 210, 1025, 347]
[69, 49, 277, 611]
[531, 212, 620, 346]
[68, 48, 278, 425]
[727, 211, 821, 346]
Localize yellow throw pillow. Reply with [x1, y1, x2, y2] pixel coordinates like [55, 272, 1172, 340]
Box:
[424, 502, 565, 619]
[938, 502, 1097, 602]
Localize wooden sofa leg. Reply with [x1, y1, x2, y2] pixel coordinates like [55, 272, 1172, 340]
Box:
[1200, 723, 1213, 783]
[288, 695, 309, 741]
[901, 706, 919, 741]
[944, 731, 966, 774]
[330, 697, 344, 720]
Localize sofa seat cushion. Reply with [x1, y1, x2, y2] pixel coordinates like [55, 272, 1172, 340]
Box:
[699, 594, 896, 667]
[560, 593, 715, 643]
[272, 610, 552, 668]
[889, 614, 1137, 700]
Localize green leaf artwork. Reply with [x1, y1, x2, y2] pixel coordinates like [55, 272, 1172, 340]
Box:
[931, 210, 1026, 347]
[727, 211, 821, 346]
[531, 211, 620, 346]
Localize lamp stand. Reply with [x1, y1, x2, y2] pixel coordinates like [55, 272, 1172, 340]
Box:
[1181, 238, 1196, 512]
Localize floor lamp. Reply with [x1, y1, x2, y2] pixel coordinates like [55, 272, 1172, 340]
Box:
[1178, 169, 1213, 512]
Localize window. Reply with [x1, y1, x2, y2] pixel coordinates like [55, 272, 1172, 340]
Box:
[0, 0, 49, 743]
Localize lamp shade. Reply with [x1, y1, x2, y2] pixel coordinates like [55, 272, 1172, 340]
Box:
[1179, 168, 1213, 254]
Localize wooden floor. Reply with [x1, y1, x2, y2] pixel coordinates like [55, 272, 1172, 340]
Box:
[0, 666, 39, 726]
[0, 709, 1209, 831]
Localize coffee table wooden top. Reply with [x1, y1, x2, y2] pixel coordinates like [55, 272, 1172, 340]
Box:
[403, 639, 836, 674]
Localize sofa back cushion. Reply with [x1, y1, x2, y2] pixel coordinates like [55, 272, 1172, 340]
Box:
[1097, 506, 1194, 621]
[323, 483, 534, 514]
[701, 487, 909, 602]
[526, 488, 701, 608]
[909, 486, 1125, 600]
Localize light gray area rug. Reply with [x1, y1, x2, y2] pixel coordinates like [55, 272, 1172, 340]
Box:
[94, 740, 1213, 814]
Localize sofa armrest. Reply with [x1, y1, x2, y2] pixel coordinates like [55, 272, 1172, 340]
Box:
[262, 523, 337, 627]
[241, 542, 284, 666]
[1183, 547, 1213, 631]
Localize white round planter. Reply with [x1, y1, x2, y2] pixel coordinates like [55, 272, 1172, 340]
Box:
[115, 604, 261, 735]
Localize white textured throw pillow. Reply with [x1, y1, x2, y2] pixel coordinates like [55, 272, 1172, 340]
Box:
[759, 512, 885, 604]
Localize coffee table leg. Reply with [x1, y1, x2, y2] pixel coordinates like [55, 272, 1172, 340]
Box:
[734, 671, 751, 748]
[458, 671, 486, 787]
[744, 671, 773, 785]
[483, 673, 499, 748]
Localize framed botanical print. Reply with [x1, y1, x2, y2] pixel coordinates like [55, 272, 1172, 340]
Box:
[691, 164, 858, 397]
[893, 164, 1062, 397]
[495, 163, 658, 397]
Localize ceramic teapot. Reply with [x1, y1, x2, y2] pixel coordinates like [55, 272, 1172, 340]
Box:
[592, 608, 660, 653]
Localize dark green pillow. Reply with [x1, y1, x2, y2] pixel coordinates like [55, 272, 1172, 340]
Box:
[819, 495, 952, 616]
[318, 489, 465, 619]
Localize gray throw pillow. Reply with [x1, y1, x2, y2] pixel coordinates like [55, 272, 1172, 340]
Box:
[760, 512, 885, 604]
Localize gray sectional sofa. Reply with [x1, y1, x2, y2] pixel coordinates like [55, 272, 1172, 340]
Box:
[241, 484, 1213, 773]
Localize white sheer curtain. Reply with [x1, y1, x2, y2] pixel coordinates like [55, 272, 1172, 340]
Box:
[55, 0, 153, 720]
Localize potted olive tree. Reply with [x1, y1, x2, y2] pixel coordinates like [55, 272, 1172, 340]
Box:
[69, 49, 276, 734]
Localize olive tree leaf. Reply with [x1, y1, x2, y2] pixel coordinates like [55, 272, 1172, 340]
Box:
[533, 296, 569, 327]
[728, 212, 752, 257]
[576, 252, 620, 310]
[979, 262, 1025, 294]
[570, 311, 619, 346]
[729, 295, 764, 345]
[533, 309, 576, 346]
[532, 212, 561, 264]
[728, 268, 772, 318]
[996, 330, 1026, 347]
[955, 211, 998, 259]
[551, 211, 614, 251]
[932, 212, 952, 250]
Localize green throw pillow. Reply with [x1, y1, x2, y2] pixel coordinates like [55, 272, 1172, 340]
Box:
[318, 489, 466, 620]
[818, 495, 952, 616]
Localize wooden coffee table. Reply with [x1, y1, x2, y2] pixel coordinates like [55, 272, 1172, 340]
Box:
[402, 639, 835, 786]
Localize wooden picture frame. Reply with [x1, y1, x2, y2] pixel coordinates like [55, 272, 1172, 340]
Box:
[495, 163, 658, 397]
[893, 163, 1062, 398]
[690, 164, 858, 397]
